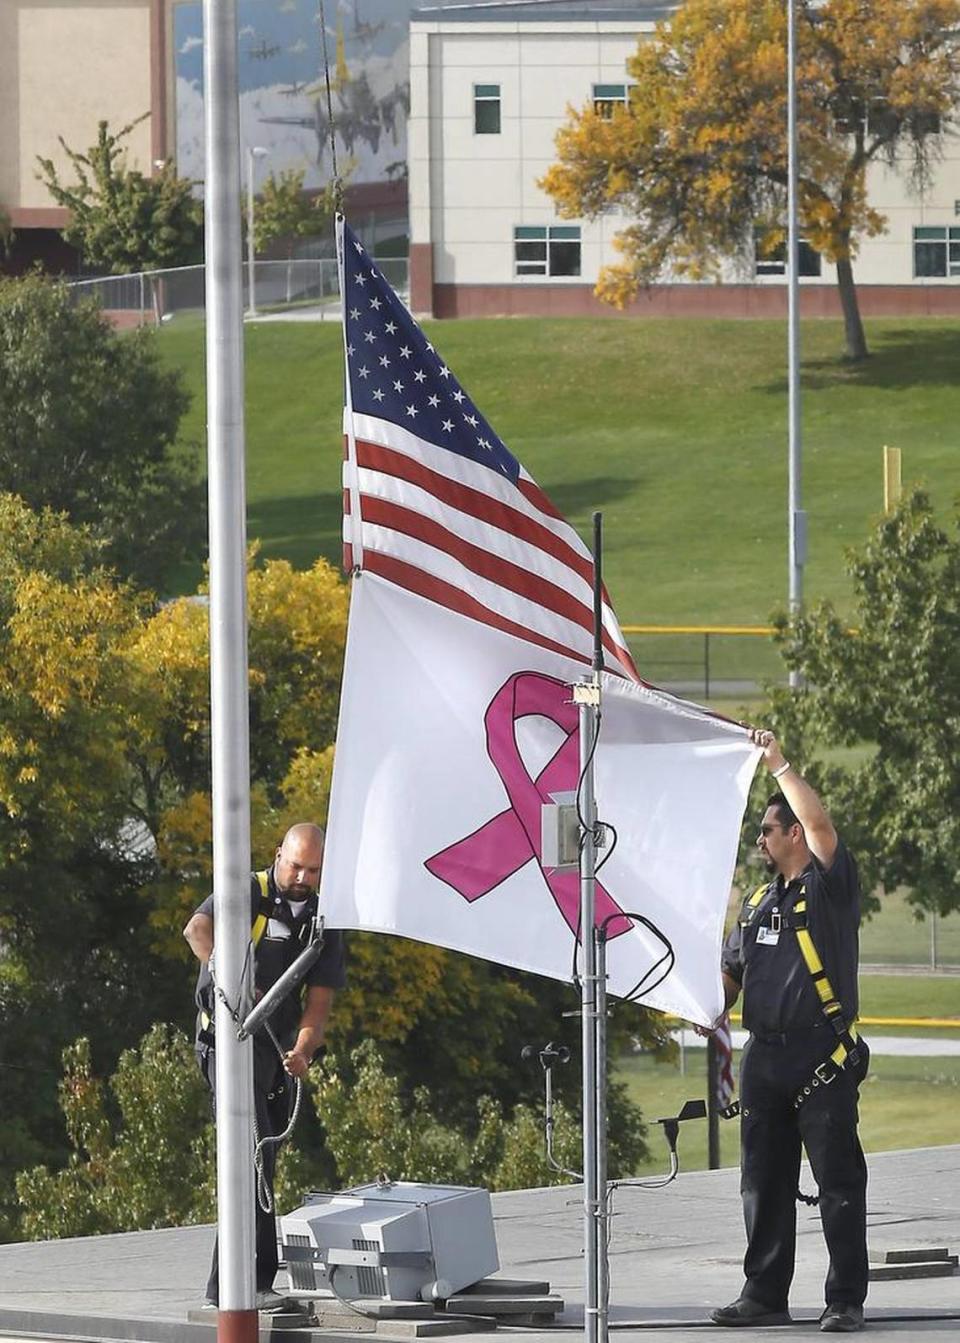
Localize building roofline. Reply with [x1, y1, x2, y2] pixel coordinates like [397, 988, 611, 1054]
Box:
[412, 1, 675, 23]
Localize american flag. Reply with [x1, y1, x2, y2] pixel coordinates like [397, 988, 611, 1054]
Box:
[337, 218, 639, 678]
[713, 1012, 736, 1113]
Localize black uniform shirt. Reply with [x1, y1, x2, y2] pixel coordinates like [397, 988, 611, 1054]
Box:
[194, 869, 346, 1048]
[722, 840, 860, 1035]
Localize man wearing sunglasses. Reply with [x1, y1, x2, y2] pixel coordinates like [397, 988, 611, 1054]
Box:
[710, 729, 869, 1334]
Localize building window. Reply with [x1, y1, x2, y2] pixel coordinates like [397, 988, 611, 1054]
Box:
[474, 84, 501, 135]
[913, 225, 960, 277]
[755, 234, 822, 277]
[514, 226, 582, 277]
[593, 83, 628, 118]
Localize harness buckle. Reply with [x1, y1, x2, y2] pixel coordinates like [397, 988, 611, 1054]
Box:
[813, 1061, 836, 1085]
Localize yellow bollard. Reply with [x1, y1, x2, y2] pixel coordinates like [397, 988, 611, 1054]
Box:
[883, 445, 902, 513]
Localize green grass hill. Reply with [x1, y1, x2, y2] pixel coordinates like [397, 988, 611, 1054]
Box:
[158, 315, 960, 633]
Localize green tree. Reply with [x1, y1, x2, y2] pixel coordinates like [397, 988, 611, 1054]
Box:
[0, 509, 352, 1239]
[766, 489, 960, 914]
[37, 116, 202, 274]
[253, 169, 335, 258]
[0, 274, 202, 588]
[16, 1027, 216, 1240]
[313, 1040, 642, 1192]
[541, 0, 960, 361]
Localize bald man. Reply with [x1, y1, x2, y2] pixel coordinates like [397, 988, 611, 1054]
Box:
[184, 823, 346, 1310]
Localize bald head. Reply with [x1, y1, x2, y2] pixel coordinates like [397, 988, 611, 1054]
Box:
[274, 823, 325, 902]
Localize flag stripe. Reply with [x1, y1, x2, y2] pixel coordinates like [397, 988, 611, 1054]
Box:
[350, 413, 601, 561]
[362, 551, 596, 668]
[354, 519, 624, 665]
[357, 492, 631, 666]
[354, 438, 595, 588]
[350, 438, 635, 663]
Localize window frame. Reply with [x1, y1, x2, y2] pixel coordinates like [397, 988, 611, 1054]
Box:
[473, 83, 501, 136]
[913, 225, 960, 278]
[592, 82, 630, 119]
[513, 225, 582, 279]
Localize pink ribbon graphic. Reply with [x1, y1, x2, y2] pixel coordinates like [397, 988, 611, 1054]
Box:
[425, 672, 632, 942]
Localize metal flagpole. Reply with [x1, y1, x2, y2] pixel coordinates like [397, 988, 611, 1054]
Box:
[202, 0, 257, 1338]
[786, 0, 805, 688]
[576, 512, 606, 1343]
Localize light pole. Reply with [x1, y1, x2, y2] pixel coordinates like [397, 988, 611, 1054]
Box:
[786, 0, 805, 688]
[246, 145, 269, 317]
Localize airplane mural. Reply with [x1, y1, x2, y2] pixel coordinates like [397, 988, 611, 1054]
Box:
[173, 0, 415, 192]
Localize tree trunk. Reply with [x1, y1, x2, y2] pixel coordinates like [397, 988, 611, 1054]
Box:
[835, 254, 868, 361]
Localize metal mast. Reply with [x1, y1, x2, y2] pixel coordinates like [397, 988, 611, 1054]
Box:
[202, 0, 257, 1337]
[577, 512, 606, 1343]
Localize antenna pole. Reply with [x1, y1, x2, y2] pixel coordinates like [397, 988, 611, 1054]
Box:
[577, 511, 607, 1343]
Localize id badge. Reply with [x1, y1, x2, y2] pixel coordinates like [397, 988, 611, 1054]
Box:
[756, 925, 780, 947]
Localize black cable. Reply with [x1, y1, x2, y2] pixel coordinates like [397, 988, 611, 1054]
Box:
[607, 911, 675, 1005]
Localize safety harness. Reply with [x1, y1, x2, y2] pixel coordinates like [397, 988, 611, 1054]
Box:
[738, 881, 862, 1111]
[198, 871, 273, 1041]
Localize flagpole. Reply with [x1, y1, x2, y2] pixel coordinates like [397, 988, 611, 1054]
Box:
[577, 511, 606, 1343]
[202, 0, 256, 1337]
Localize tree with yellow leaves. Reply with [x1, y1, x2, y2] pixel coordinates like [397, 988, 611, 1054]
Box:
[541, 0, 960, 360]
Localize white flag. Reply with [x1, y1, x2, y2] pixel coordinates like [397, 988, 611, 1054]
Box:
[320, 572, 758, 1027]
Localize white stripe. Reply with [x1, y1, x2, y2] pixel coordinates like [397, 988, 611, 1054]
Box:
[348, 411, 593, 557]
[360, 522, 602, 660]
[356, 465, 599, 616]
[341, 437, 632, 657]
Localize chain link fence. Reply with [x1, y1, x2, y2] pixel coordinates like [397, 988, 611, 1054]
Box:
[66, 257, 409, 325]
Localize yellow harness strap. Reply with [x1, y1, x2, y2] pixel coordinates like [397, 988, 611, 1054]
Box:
[793, 897, 859, 1077]
[251, 870, 271, 948]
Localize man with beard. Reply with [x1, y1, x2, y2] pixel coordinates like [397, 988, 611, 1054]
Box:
[184, 822, 346, 1311]
[710, 730, 869, 1334]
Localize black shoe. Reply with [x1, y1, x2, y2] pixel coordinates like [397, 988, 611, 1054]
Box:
[820, 1303, 864, 1332]
[711, 1297, 791, 1326]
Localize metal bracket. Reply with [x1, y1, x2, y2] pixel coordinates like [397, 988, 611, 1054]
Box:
[572, 682, 601, 706]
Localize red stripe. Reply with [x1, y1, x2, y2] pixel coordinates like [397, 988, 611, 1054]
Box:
[363, 550, 595, 668]
[355, 439, 595, 587]
[517, 476, 565, 522]
[358, 493, 629, 667]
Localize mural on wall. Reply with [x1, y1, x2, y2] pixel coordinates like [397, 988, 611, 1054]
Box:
[173, 0, 416, 194]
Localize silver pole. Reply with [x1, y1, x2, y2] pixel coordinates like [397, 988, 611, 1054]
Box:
[595, 927, 609, 1337]
[579, 675, 600, 1343]
[578, 511, 605, 1343]
[202, 0, 256, 1331]
[787, 0, 805, 687]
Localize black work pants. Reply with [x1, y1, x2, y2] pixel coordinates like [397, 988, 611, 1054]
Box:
[738, 1029, 869, 1311]
[199, 1039, 293, 1305]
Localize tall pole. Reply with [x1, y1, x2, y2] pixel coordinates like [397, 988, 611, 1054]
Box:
[787, 0, 805, 688]
[577, 512, 605, 1343]
[203, 0, 256, 1338]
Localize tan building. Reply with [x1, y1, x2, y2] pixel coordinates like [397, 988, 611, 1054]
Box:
[0, 0, 169, 273]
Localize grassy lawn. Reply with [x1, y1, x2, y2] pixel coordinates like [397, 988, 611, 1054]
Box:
[618, 1045, 960, 1175]
[156, 317, 960, 652]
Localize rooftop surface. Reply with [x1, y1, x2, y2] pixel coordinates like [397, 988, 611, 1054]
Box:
[0, 1144, 957, 1342]
[411, 2, 675, 24]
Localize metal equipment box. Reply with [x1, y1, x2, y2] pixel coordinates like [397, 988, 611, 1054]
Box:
[280, 1181, 499, 1303]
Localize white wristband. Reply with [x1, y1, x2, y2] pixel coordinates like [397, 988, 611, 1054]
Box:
[771, 761, 791, 779]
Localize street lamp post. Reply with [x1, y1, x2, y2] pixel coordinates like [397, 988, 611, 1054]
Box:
[787, 0, 805, 688]
[246, 145, 269, 317]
